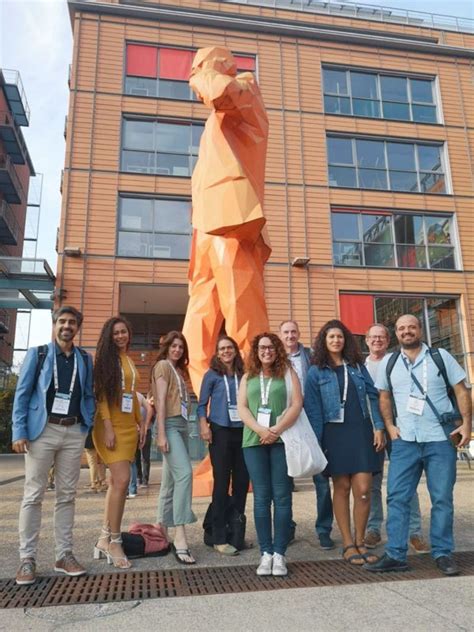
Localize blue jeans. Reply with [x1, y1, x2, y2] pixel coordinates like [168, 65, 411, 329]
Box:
[243, 443, 292, 556]
[367, 453, 422, 536]
[386, 439, 456, 561]
[129, 462, 137, 495]
[313, 474, 333, 536]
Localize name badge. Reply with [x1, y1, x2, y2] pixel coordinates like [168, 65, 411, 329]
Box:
[328, 406, 345, 424]
[228, 404, 241, 423]
[257, 406, 271, 428]
[181, 401, 189, 421]
[121, 393, 133, 414]
[52, 393, 71, 415]
[407, 395, 425, 416]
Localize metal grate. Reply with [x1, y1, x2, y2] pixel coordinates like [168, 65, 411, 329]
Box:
[1, 552, 473, 610]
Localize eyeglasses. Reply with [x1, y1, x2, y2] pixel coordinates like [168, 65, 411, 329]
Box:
[368, 336, 387, 341]
[258, 345, 275, 353]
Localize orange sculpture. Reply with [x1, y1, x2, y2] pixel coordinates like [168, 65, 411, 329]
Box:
[183, 46, 271, 398]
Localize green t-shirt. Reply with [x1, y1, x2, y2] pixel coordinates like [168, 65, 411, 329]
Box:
[242, 375, 287, 448]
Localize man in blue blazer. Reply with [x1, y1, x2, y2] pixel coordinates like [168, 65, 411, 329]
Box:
[12, 306, 95, 585]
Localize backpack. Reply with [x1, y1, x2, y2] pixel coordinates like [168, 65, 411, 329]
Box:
[32, 344, 89, 391]
[385, 347, 456, 420]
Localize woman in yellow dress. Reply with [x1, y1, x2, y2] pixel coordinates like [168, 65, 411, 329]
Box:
[92, 317, 144, 568]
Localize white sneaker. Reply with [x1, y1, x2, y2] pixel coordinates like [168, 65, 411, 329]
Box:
[272, 553, 287, 576]
[256, 552, 273, 576]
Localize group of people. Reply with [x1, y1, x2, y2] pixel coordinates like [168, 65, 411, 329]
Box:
[11, 305, 471, 585]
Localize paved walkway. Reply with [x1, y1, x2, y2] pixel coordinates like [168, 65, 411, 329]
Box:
[0, 455, 473, 631]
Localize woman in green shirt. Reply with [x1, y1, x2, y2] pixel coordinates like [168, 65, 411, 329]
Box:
[238, 333, 302, 577]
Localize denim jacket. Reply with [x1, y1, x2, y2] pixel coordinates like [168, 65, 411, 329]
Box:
[303, 363, 384, 441]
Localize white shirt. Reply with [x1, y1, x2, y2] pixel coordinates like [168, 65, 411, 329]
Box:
[365, 356, 384, 383]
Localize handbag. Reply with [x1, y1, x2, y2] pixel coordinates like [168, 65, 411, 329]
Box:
[279, 370, 327, 478]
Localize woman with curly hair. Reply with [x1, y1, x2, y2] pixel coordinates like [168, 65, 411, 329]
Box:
[237, 333, 302, 577]
[93, 317, 144, 569]
[304, 320, 385, 567]
[151, 331, 197, 564]
[198, 335, 248, 556]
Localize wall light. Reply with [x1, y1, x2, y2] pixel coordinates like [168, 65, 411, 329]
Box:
[291, 256, 311, 267]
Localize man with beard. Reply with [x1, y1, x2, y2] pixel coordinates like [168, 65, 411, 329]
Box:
[364, 323, 428, 554]
[365, 314, 471, 576]
[12, 306, 95, 585]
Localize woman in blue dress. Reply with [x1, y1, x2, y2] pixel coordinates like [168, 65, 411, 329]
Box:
[304, 319, 385, 566]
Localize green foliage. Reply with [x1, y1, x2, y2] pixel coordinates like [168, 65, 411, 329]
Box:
[0, 373, 17, 452]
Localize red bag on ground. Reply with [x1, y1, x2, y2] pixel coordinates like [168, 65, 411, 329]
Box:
[123, 523, 170, 557]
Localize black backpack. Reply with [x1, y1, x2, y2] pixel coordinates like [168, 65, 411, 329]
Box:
[385, 347, 456, 420]
[32, 344, 89, 391]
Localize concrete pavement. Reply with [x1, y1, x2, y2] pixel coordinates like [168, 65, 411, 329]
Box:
[0, 455, 473, 631]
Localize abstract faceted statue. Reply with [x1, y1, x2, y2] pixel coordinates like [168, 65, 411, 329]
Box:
[183, 46, 271, 395]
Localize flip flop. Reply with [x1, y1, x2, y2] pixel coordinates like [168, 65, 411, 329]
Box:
[341, 544, 364, 566]
[171, 543, 196, 565]
[356, 545, 379, 564]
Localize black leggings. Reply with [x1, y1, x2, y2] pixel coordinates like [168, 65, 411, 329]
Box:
[209, 423, 249, 544]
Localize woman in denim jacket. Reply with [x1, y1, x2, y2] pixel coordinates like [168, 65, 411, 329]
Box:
[304, 320, 385, 566]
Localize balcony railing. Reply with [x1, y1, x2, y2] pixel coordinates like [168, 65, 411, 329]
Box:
[0, 199, 21, 246]
[220, 0, 474, 34]
[0, 69, 30, 126]
[0, 109, 29, 165]
[0, 153, 25, 204]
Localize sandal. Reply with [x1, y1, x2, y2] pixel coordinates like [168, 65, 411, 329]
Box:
[356, 544, 379, 564]
[93, 526, 110, 560]
[106, 533, 132, 569]
[214, 543, 239, 557]
[342, 544, 365, 566]
[172, 543, 196, 565]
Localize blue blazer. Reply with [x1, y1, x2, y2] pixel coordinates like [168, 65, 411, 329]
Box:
[12, 342, 95, 442]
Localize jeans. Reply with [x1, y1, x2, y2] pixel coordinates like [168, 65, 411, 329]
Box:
[140, 429, 152, 484]
[19, 422, 86, 560]
[209, 424, 249, 544]
[385, 439, 456, 561]
[313, 474, 333, 536]
[367, 454, 422, 537]
[243, 443, 292, 556]
[129, 462, 138, 495]
[157, 417, 197, 527]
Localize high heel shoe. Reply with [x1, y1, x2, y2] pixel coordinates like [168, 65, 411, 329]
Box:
[93, 526, 110, 560]
[106, 533, 132, 569]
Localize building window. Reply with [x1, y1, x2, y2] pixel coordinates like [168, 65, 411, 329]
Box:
[117, 196, 191, 259]
[340, 293, 465, 368]
[121, 118, 204, 177]
[125, 44, 256, 101]
[327, 136, 447, 194]
[331, 209, 457, 270]
[323, 67, 438, 124]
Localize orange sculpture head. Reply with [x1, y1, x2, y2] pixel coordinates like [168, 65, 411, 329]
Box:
[190, 46, 237, 79]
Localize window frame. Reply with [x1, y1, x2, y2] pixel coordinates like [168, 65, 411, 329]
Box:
[327, 135, 449, 194]
[322, 65, 439, 125]
[120, 116, 204, 178]
[124, 42, 258, 102]
[116, 194, 192, 261]
[331, 207, 460, 271]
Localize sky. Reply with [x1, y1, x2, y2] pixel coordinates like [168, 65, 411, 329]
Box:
[0, 0, 473, 353]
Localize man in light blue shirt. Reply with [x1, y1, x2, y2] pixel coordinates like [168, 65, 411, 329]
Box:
[365, 314, 471, 577]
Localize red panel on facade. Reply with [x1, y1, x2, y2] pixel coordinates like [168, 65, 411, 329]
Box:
[127, 44, 158, 78]
[234, 55, 255, 71]
[159, 48, 193, 80]
[340, 294, 374, 335]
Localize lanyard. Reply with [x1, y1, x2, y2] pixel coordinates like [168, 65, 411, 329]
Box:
[402, 356, 428, 396]
[340, 362, 349, 406]
[259, 372, 272, 406]
[120, 356, 136, 392]
[168, 360, 188, 402]
[223, 374, 239, 405]
[53, 351, 77, 395]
